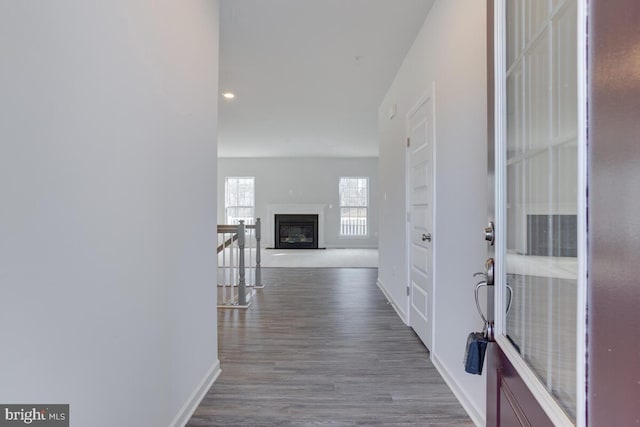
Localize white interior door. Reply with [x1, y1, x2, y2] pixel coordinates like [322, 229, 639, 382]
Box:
[407, 95, 434, 350]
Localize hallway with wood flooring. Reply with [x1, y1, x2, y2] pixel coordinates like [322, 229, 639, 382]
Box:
[189, 268, 473, 426]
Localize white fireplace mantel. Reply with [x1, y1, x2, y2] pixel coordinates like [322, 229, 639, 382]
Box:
[266, 204, 326, 248]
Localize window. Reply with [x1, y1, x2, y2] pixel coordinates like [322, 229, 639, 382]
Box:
[224, 177, 255, 225]
[339, 177, 368, 237]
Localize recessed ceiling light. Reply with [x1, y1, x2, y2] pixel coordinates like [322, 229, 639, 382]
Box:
[222, 92, 235, 99]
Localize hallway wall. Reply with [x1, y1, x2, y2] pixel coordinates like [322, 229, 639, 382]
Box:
[378, 0, 488, 424]
[0, 2, 220, 426]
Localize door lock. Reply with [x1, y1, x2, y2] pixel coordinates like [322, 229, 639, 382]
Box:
[484, 221, 495, 245]
[421, 233, 432, 242]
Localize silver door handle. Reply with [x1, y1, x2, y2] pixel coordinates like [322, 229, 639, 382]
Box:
[421, 233, 432, 242]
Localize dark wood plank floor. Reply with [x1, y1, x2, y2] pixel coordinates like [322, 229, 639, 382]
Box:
[189, 268, 474, 426]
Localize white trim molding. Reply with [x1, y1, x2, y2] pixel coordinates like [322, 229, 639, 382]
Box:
[170, 360, 221, 427]
[576, 1, 588, 425]
[376, 278, 408, 325]
[431, 353, 484, 427]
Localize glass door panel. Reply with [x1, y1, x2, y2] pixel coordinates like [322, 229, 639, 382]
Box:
[502, 0, 578, 420]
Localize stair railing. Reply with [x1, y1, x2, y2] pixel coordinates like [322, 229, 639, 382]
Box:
[217, 218, 262, 309]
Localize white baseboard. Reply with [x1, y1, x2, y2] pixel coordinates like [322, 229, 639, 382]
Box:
[170, 359, 221, 427]
[376, 278, 408, 325]
[325, 245, 379, 249]
[431, 353, 484, 427]
[260, 245, 378, 250]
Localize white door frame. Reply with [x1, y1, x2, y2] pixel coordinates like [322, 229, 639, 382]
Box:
[405, 84, 436, 351]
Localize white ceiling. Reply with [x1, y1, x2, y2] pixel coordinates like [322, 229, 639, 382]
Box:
[218, 0, 435, 158]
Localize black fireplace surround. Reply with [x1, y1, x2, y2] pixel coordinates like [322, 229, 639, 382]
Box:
[275, 214, 319, 249]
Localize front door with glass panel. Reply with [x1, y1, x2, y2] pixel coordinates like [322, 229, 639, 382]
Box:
[487, 0, 585, 425]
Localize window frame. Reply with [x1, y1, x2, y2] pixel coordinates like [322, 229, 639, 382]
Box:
[224, 176, 255, 225]
[338, 176, 369, 238]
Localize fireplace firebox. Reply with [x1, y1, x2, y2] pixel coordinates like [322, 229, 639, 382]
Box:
[275, 214, 319, 249]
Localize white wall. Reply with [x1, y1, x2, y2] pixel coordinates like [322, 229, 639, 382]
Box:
[0, 2, 220, 426]
[218, 157, 379, 248]
[378, 0, 488, 424]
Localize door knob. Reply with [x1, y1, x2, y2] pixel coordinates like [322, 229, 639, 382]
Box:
[421, 233, 432, 242]
[473, 258, 495, 285]
[484, 258, 494, 285]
